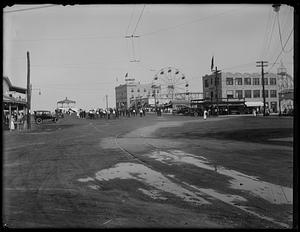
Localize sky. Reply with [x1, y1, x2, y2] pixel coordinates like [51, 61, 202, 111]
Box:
[3, 4, 294, 110]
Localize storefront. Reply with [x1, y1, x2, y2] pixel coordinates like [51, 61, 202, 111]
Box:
[3, 76, 27, 130]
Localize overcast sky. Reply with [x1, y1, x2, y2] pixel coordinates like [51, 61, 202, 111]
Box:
[3, 4, 294, 110]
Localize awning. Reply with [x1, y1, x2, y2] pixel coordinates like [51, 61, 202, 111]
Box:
[245, 101, 263, 107]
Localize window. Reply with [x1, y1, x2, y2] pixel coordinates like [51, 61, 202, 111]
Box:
[270, 102, 277, 112]
[270, 78, 276, 85]
[264, 78, 268, 85]
[235, 78, 242, 85]
[226, 78, 233, 85]
[244, 78, 251, 85]
[210, 91, 213, 99]
[204, 79, 209, 88]
[235, 90, 243, 99]
[137, 89, 140, 92]
[131, 89, 134, 93]
[253, 90, 260, 98]
[253, 78, 260, 85]
[144, 89, 147, 92]
[263, 90, 269, 98]
[244, 90, 252, 98]
[226, 90, 234, 99]
[270, 90, 277, 98]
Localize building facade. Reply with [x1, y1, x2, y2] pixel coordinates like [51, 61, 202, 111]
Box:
[202, 72, 280, 112]
[3, 76, 27, 130]
[115, 80, 153, 109]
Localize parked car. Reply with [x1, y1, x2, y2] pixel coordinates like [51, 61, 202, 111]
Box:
[174, 107, 203, 117]
[34, 110, 58, 124]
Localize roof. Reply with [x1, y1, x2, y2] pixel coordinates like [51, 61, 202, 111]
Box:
[57, 97, 76, 104]
[3, 76, 27, 94]
[3, 95, 27, 105]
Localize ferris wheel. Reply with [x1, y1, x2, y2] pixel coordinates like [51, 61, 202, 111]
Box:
[152, 67, 189, 103]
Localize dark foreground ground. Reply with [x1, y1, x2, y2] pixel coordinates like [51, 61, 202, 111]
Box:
[3, 114, 294, 228]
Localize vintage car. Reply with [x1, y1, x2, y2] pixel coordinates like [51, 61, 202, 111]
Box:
[34, 110, 58, 124]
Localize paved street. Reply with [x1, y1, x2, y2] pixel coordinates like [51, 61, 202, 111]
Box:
[3, 114, 293, 228]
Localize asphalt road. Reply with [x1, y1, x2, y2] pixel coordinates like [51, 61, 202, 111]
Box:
[3, 113, 294, 228]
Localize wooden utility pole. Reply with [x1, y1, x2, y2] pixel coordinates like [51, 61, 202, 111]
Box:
[105, 94, 108, 109]
[256, 61, 268, 116]
[26, 51, 31, 129]
[214, 66, 221, 116]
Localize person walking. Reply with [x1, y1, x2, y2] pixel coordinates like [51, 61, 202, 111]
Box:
[139, 108, 143, 117]
[203, 109, 207, 120]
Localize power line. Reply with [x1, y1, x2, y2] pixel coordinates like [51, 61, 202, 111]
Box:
[268, 28, 294, 72]
[132, 4, 146, 35]
[277, 11, 293, 53]
[3, 4, 57, 13]
[139, 6, 243, 37]
[264, 14, 277, 58]
[125, 5, 135, 36]
[260, 6, 273, 59]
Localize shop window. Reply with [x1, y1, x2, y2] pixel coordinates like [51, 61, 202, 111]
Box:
[253, 78, 260, 85]
[270, 78, 276, 85]
[244, 78, 251, 85]
[226, 78, 233, 85]
[235, 90, 243, 99]
[253, 90, 260, 98]
[264, 78, 268, 85]
[270, 90, 277, 98]
[204, 79, 209, 88]
[226, 90, 234, 99]
[244, 90, 252, 98]
[263, 90, 269, 98]
[235, 78, 242, 85]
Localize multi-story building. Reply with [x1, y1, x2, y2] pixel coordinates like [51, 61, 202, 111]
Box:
[115, 79, 153, 109]
[202, 72, 280, 112]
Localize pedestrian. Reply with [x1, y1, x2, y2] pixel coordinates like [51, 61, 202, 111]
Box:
[203, 109, 207, 120]
[10, 116, 15, 131]
[139, 108, 143, 117]
[133, 109, 136, 117]
[143, 108, 146, 116]
[112, 109, 116, 119]
[253, 108, 257, 117]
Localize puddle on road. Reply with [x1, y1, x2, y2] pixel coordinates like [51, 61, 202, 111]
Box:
[147, 150, 292, 205]
[78, 162, 210, 205]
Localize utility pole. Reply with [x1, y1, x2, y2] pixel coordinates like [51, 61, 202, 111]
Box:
[105, 94, 108, 109]
[214, 66, 221, 116]
[256, 61, 268, 116]
[125, 34, 140, 62]
[26, 51, 31, 129]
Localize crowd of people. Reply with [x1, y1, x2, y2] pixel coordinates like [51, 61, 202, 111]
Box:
[4, 110, 27, 131]
[77, 107, 149, 120]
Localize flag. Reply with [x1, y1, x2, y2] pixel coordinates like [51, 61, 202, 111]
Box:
[125, 72, 128, 78]
[211, 56, 214, 71]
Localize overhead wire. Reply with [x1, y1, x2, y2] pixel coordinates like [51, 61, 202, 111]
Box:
[132, 4, 146, 35]
[264, 14, 277, 59]
[260, 6, 273, 59]
[3, 4, 57, 13]
[267, 27, 294, 72]
[277, 11, 293, 53]
[139, 6, 243, 37]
